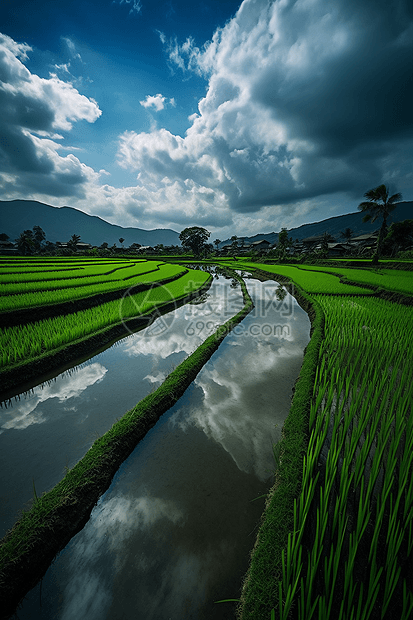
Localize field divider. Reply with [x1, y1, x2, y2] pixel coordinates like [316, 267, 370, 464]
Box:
[0, 272, 254, 620]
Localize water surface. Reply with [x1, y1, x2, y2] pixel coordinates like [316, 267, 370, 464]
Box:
[16, 277, 311, 619]
[0, 275, 242, 538]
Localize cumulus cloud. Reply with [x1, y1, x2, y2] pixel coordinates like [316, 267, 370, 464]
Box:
[1, 0, 412, 237]
[139, 93, 175, 112]
[0, 33, 102, 198]
[118, 0, 412, 228]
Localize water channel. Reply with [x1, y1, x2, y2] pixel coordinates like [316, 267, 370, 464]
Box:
[2, 270, 310, 619]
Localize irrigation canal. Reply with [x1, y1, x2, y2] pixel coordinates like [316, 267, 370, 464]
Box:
[1, 270, 310, 619]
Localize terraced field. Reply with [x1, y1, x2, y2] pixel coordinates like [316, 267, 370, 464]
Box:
[0, 258, 188, 311]
[0, 257, 211, 380]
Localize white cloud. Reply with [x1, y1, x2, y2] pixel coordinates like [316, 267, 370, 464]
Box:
[115, 0, 142, 16]
[139, 93, 177, 112]
[114, 0, 412, 230]
[0, 32, 102, 198]
[62, 37, 83, 62]
[140, 93, 167, 111]
[1, 0, 412, 237]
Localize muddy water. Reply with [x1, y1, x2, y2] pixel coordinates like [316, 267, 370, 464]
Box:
[15, 277, 310, 620]
[0, 275, 242, 539]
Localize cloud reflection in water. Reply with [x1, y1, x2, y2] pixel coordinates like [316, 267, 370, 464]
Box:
[59, 494, 184, 620]
[168, 282, 310, 481]
[0, 363, 108, 431]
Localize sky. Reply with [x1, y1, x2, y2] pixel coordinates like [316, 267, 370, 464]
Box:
[0, 0, 412, 239]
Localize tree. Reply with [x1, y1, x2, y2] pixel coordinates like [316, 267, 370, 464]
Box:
[179, 227, 210, 256]
[358, 184, 402, 261]
[16, 230, 35, 255]
[382, 220, 413, 256]
[67, 234, 81, 252]
[320, 232, 334, 256]
[0, 233, 10, 242]
[119, 237, 125, 248]
[278, 228, 289, 249]
[214, 238, 221, 252]
[340, 227, 354, 242]
[33, 225, 46, 252]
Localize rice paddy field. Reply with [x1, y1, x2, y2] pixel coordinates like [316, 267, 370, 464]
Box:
[0, 257, 211, 370]
[0, 258, 188, 311]
[1, 255, 413, 619]
[223, 260, 413, 620]
[233, 262, 375, 295]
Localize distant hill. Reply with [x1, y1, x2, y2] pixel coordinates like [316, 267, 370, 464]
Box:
[221, 201, 413, 246]
[0, 200, 180, 247]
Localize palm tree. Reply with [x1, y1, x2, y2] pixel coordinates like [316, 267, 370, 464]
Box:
[358, 184, 402, 261]
[320, 232, 334, 255]
[340, 227, 354, 242]
[67, 234, 81, 252]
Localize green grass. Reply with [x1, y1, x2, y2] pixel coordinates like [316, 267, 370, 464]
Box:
[0, 260, 150, 284]
[278, 296, 413, 619]
[295, 265, 413, 295]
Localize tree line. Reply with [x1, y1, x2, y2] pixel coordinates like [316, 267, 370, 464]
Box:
[1, 185, 411, 260]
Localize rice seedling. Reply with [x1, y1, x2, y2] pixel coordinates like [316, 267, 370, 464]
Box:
[0, 262, 187, 311]
[229, 262, 374, 295]
[278, 295, 413, 619]
[0, 269, 211, 369]
[0, 259, 144, 283]
[296, 265, 413, 295]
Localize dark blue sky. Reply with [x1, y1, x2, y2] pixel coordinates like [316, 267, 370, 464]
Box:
[0, 0, 412, 237]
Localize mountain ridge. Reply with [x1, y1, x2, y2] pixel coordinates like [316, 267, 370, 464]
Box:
[220, 201, 413, 246]
[0, 200, 180, 247]
[0, 198, 411, 249]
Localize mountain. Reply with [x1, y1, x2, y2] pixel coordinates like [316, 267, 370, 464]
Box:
[0, 200, 180, 247]
[221, 201, 413, 246]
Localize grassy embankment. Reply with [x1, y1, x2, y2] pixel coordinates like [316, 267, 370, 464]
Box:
[0, 265, 253, 619]
[216, 260, 413, 620]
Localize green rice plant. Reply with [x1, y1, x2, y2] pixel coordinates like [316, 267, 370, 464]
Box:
[0, 261, 159, 292]
[277, 295, 413, 620]
[0, 269, 211, 369]
[296, 265, 413, 295]
[0, 259, 148, 284]
[227, 262, 374, 295]
[0, 262, 186, 311]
